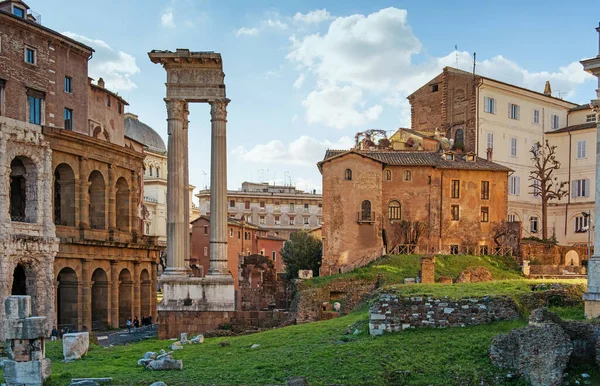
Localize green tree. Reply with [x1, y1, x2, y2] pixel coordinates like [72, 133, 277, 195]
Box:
[281, 231, 322, 279]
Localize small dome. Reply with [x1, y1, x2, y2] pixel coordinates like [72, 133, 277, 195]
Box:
[124, 113, 166, 153]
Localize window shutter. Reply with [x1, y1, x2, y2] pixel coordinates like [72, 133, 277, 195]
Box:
[484, 97, 489, 113]
[585, 179, 590, 197]
[516, 176, 520, 195]
[508, 103, 511, 118]
[508, 177, 513, 194]
[516, 106, 520, 120]
[572, 181, 577, 198]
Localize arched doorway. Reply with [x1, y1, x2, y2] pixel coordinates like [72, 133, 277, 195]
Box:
[57, 267, 79, 330]
[116, 177, 130, 231]
[54, 163, 76, 226]
[11, 265, 27, 295]
[118, 269, 133, 327]
[88, 171, 106, 229]
[10, 156, 38, 223]
[91, 268, 109, 330]
[140, 269, 151, 319]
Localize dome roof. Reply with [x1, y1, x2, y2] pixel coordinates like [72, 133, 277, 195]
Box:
[124, 113, 166, 153]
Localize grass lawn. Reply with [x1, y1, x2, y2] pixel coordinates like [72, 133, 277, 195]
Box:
[308, 254, 523, 288]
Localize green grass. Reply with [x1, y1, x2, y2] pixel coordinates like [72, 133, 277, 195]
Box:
[308, 254, 522, 288]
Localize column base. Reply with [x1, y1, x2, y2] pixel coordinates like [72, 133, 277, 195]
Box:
[161, 267, 190, 276]
[584, 293, 600, 318]
[158, 275, 235, 312]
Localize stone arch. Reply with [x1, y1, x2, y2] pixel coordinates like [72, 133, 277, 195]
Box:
[116, 177, 130, 231]
[140, 269, 151, 318]
[9, 155, 39, 223]
[388, 200, 401, 220]
[118, 268, 133, 327]
[54, 163, 76, 226]
[454, 129, 464, 148]
[57, 267, 79, 330]
[91, 268, 109, 330]
[89, 170, 106, 229]
[564, 250, 579, 266]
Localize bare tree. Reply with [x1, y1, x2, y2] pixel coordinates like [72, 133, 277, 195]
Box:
[528, 140, 568, 240]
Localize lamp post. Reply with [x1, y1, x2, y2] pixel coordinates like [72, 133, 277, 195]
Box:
[582, 211, 592, 261]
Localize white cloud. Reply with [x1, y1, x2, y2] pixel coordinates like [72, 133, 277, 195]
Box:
[293, 73, 305, 89]
[62, 32, 140, 92]
[161, 8, 175, 28]
[293, 9, 332, 24]
[234, 27, 260, 37]
[232, 135, 353, 166]
[262, 19, 289, 30]
[302, 85, 382, 129]
[286, 7, 594, 130]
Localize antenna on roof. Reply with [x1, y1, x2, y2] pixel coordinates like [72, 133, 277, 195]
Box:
[455, 45, 459, 69]
[555, 90, 567, 99]
[473, 52, 477, 76]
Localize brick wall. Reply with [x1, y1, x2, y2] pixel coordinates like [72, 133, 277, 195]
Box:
[238, 254, 286, 311]
[369, 294, 519, 334]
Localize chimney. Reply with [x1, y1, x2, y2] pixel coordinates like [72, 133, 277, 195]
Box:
[98, 77, 105, 88]
[486, 147, 493, 162]
[543, 80, 552, 96]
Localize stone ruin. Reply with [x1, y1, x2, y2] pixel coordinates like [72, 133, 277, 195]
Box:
[2, 295, 51, 386]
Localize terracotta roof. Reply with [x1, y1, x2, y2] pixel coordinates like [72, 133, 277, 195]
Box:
[394, 128, 439, 141]
[546, 122, 597, 134]
[320, 150, 512, 172]
[569, 103, 592, 112]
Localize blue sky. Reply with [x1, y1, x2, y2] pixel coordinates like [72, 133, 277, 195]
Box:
[31, 0, 599, 195]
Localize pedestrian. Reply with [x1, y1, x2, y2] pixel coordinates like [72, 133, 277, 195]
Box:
[134, 316, 139, 333]
[51, 326, 58, 341]
[126, 317, 132, 334]
[148, 315, 153, 329]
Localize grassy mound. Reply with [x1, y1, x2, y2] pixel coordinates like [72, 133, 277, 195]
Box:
[307, 254, 522, 288]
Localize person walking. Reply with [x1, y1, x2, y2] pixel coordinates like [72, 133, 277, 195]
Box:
[51, 327, 58, 341]
[133, 316, 139, 333]
[126, 317, 132, 334]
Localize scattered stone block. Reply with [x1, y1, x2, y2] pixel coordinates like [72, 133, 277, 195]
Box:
[250, 344, 260, 349]
[403, 278, 416, 284]
[63, 332, 89, 361]
[437, 276, 453, 284]
[3, 359, 51, 385]
[169, 341, 183, 350]
[456, 266, 493, 283]
[190, 334, 204, 344]
[150, 382, 168, 386]
[180, 333, 188, 344]
[298, 270, 313, 279]
[146, 358, 183, 371]
[420, 255, 436, 283]
[333, 302, 341, 312]
[143, 352, 157, 360]
[286, 376, 309, 386]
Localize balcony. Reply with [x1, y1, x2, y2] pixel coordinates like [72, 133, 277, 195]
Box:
[357, 211, 375, 224]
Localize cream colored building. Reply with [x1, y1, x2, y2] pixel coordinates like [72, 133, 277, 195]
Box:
[124, 113, 199, 246]
[476, 79, 578, 241]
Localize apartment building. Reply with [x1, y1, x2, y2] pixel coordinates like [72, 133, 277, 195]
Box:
[197, 181, 322, 239]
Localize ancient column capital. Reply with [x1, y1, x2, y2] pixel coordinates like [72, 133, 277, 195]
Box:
[165, 99, 189, 121]
[210, 98, 230, 122]
[591, 100, 600, 117]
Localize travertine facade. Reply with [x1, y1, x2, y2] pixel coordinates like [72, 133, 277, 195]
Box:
[319, 150, 510, 275]
[197, 181, 322, 239]
[0, 0, 161, 332]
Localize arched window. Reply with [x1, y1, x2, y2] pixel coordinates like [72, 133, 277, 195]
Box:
[116, 177, 130, 232]
[403, 170, 412, 181]
[149, 166, 153, 177]
[344, 169, 352, 180]
[388, 201, 401, 220]
[89, 170, 106, 230]
[10, 156, 38, 223]
[454, 129, 464, 148]
[385, 170, 392, 181]
[361, 200, 372, 221]
[54, 163, 76, 226]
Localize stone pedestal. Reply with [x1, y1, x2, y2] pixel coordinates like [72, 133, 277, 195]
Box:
[581, 25, 600, 318]
[3, 296, 51, 386]
[420, 255, 436, 284]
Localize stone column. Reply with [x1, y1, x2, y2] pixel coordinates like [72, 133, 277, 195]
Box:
[183, 106, 190, 268]
[78, 156, 89, 229]
[81, 259, 92, 331]
[164, 98, 189, 275]
[582, 24, 600, 318]
[110, 261, 119, 328]
[42, 144, 55, 235]
[150, 262, 158, 318]
[208, 98, 230, 275]
[133, 262, 141, 321]
[107, 165, 116, 231]
[130, 170, 139, 237]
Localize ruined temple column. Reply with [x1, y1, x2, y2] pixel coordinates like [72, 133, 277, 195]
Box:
[183, 106, 190, 267]
[164, 99, 189, 275]
[208, 98, 230, 276]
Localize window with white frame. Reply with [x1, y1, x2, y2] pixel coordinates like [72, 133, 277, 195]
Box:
[303, 217, 309, 225]
[508, 103, 520, 120]
[532, 179, 541, 197]
[510, 137, 517, 157]
[274, 215, 280, 225]
[533, 109, 540, 124]
[577, 140, 587, 159]
[484, 97, 496, 114]
[530, 217, 539, 233]
[508, 175, 520, 195]
[486, 132, 494, 150]
[574, 216, 589, 233]
[508, 213, 518, 222]
[551, 114, 560, 130]
[572, 179, 590, 198]
[586, 114, 596, 123]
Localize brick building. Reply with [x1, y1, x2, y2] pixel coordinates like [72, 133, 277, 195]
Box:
[0, 0, 160, 332]
[197, 181, 322, 239]
[318, 150, 511, 275]
[408, 67, 592, 244]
